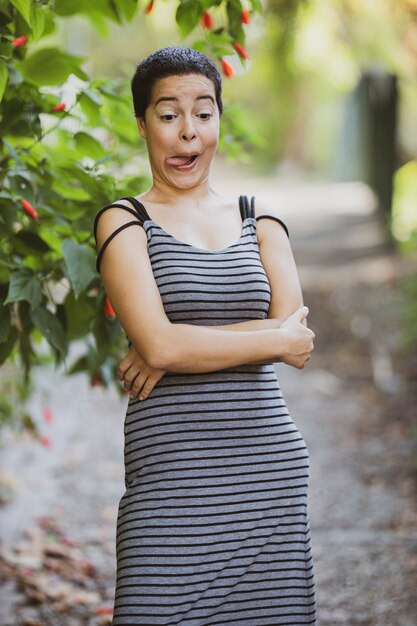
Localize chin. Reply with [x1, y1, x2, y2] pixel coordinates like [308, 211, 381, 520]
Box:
[171, 178, 207, 190]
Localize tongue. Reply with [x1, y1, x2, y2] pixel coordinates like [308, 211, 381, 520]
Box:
[166, 155, 193, 166]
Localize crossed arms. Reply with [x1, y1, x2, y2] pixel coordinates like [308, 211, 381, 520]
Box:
[95, 201, 314, 399]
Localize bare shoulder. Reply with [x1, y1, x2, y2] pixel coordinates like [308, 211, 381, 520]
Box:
[252, 198, 290, 243]
[95, 197, 146, 249]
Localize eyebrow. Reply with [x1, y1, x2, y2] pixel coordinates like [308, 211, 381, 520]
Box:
[154, 95, 215, 107]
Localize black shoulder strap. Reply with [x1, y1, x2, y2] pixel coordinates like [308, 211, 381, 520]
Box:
[93, 197, 152, 274]
[239, 195, 290, 238]
[121, 196, 152, 224]
[93, 202, 141, 245]
[255, 215, 290, 239]
[238, 195, 255, 221]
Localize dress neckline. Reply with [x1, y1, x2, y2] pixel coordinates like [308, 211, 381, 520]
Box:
[144, 217, 251, 254]
[133, 196, 251, 254]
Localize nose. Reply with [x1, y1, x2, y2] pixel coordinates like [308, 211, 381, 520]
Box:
[180, 115, 197, 142]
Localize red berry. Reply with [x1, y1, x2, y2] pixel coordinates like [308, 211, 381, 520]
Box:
[52, 103, 66, 112]
[39, 435, 52, 448]
[20, 199, 38, 220]
[201, 11, 213, 29]
[221, 58, 234, 78]
[104, 296, 116, 319]
[240, 9, 251, 25]
[12, 35, 29, 48]
[95, 605, 114, 615]
[43, 407, 55, 423]
[233, 42, 248, 60]
[91, 372, 103, 387]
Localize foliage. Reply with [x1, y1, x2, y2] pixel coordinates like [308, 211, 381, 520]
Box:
[0, 0, 262, 436]
[244, 0, 417, 170]
[391, 160, 417, 360]
[391, 160, 417, 253]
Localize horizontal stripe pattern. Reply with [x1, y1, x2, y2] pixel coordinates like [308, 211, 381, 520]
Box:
[104, 196, 316, 625]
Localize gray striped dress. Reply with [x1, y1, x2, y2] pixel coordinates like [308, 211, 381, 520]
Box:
[93, 195, 317, 625]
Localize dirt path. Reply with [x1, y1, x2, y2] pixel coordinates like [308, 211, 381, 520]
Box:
[1, 179, 416, 625]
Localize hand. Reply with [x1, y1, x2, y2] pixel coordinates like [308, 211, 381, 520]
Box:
[277, 306, 315, 369]
[117, 345, 167, 400]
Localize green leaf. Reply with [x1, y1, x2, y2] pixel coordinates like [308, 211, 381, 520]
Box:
[61, 239, 96, 299]
[4, 269, 43, 308]
[92, 311, 122, 360]
[8, 172, 36, 199]
[191, 39, 208, 52]
[78, 89, 101, 125]
[74, 131, 106, 159]
[64, 290, 95, 340]
[206, 30, 234, 56]
[12, 231, 51, 256]
[30, 3, 47, 41]
[0, 327, 17, 365]
[54, 0, 88, 16]
[176, 0, 203, 38]
[250, 0, 263, 13]
[67, 353, 89, 375]
[19, 47, 88, 86]
[30, 306, 67, 358]
[50, 178, 92, 202]
[0, 303, 11, 342]
[79, 87, 103, 107]
[10, 0, 32, 26]
[0, 59, 8, 104]
[112, 0, 138, 21]
[226, 0, 244, 40]
[54, 0, 115, 34]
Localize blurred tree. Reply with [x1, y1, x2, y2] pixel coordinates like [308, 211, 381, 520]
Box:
[0, 0, 261, 436]
[242, 0, 416, 180]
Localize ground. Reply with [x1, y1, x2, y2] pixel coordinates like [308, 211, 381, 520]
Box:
[1, 177, 416, 625]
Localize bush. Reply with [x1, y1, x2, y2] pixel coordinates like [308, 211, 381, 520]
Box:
[0, 0, 261, 436]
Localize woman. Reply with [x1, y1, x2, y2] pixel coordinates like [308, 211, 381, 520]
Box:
[94, 46, 317, 625]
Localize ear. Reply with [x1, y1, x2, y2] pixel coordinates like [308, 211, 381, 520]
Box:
[136, 116, 146, 139]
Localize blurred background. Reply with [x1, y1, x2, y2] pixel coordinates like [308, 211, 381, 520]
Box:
[0, 0, 416, 624]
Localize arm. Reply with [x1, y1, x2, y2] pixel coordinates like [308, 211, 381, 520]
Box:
[255, 207, 306, 327]
[119, 317, 281, 400]
[95, 209, 300, 373]
[202, 318, 281, 331]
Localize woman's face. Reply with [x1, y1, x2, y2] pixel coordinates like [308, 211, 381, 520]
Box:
[137, 73, 220, 191]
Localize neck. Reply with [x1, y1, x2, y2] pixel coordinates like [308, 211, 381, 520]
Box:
[144, 176, 219, 208]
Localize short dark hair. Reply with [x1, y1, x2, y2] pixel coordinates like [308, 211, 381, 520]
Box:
[131, 46, 223, 119]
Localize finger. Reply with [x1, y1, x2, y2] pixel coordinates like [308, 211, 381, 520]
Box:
[124, 376, 136, 393]
[137, 375, 160, 400]
[118, 356, 133, 380]
[129, 372, 149, 399]
[123, 366, 139, 390]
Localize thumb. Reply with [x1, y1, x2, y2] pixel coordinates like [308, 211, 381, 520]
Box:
[298, 305, 309, 319]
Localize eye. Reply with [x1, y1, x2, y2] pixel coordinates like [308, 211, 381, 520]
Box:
[160, 114, 177, 121]
[197, 113, 213, 120]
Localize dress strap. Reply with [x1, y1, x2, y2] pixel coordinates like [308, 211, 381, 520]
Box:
[238, 195, 290, 238]
[121, 196, 152, 224]
[238, 195, 255, 221]
[93, 196, 151, 274]
[255, 215, 290, 239]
